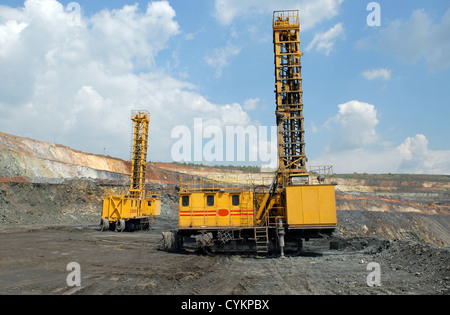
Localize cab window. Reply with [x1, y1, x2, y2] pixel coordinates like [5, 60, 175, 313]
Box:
[206, 195, 214, 207]
[231, 195, 240, 206]
[181, 195, 190, 207]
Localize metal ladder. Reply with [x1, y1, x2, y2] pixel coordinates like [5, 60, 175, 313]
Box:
[240, 191, 252, 227]
[254, 226, 269, 254]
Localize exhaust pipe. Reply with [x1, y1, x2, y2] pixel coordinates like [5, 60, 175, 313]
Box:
[277, 217, 286, 258]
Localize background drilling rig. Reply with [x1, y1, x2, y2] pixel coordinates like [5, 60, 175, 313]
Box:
[163, 10, 337, 256]
[100, 110, 161, 232]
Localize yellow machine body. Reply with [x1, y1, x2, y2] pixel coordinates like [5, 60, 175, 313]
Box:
[174, 172, 337, 254]
[285, 185, 337, 227]
[179, 191, 254, 228]
[177, 177, 337, 230]
[102, 191, 161, 223]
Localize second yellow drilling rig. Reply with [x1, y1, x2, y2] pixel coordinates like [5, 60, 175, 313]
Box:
[162, 10, 337, 256]
[100, 110, 161, 232]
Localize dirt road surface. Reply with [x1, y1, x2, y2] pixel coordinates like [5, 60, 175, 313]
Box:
[0, 222, 448, 295]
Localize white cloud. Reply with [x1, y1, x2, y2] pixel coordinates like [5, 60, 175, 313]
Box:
[363, 68, 391, 80]
[357, 9, 450, 71]
[89, 1, 180, 72]
[205, 41, 242, 77]
[306, 23, 344, 55]
[396, 134, 450, 174]
[213, 0, 343, 30]
[325, 100, 379, 151]
[0, 0, 255, 162]
[0, 20, 27, 57]
[311, 102, 450, 174]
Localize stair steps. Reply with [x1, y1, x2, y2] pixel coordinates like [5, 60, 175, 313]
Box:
[254, 226, 269, 253]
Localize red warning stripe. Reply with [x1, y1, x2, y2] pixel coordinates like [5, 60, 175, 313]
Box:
[179, 209, 254, 217]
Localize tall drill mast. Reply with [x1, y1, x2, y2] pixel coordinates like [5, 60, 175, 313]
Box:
[273, 10, 307, 187]
[129, 110, 150, 199]
[255, 10, 307, 226]
[101, 110, 161, 232]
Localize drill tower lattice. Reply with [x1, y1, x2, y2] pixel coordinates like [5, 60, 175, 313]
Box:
[129, 111, 150, 199]
[273, 10, 307, 187]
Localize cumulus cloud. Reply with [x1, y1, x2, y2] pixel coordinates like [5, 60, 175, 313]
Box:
[325, 100, 379, 151]
[311, 102, 450, 174]
[396, 134, 450, 174]
[362, 68, 391, 80]
[0, 0, 255, 161]
[213, 0, 343, 30]
[305, 23, 344, 55]
[357, 9, 450, 71]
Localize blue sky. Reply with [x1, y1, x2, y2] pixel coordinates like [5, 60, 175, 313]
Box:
[0, 0, 449, 174]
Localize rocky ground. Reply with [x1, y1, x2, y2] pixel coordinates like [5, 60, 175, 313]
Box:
[0, 224, 448, 295]
[0, 176, 449, 295]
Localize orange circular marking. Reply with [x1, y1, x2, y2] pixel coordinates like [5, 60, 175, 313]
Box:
[217, 209, 229, 217]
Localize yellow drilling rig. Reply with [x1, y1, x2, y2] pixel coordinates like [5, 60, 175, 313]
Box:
[162, 10, 337, 256]
[100, 110, 161, 232]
